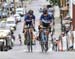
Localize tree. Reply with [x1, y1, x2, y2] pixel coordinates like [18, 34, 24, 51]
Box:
[48, 0, 60, 6]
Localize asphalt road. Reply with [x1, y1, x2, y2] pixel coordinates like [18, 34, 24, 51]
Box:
[0, 0, 75, 59]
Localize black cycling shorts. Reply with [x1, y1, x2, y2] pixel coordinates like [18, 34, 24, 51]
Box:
[42, 22, 50, 28]
[26, 22, 32, 27]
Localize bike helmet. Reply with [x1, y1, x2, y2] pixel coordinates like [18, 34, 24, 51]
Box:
[43, 8, 48, 14]
[28, 10, 34, 15]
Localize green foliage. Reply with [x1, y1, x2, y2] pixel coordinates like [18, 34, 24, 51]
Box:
[21, 0, 29, 1]
[48, 0, 60, 6]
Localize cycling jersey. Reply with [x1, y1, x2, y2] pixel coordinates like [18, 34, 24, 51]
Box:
[40, 14, 54, 23]
[24, 14, 35, 26]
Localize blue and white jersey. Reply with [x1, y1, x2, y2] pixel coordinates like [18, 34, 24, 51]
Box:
[40, 13, 54, 23]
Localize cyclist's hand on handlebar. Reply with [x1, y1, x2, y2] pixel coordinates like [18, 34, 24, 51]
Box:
[40, 25, 43, 28]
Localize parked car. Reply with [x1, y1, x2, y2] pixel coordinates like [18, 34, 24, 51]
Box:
[9, 2, 14, 8]
[0, 22, 13, 51]
[6, 17, 16, 30]
[2, 11, 8, 18]
[16, 8, 25, 16]
[2, 2, 9, 10]
[14, 14, 21, 23]
[9, 2, 14, 11]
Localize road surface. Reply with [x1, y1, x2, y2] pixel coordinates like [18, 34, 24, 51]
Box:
[0, 0, 75, 59]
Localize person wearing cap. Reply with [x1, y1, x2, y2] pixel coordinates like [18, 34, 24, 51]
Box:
[58, 32, 67, 51]
[51, 34, 58, 51]
[66, 27, 74, 51]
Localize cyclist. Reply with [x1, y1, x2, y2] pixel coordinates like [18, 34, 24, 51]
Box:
[23, 10, 35, 52]
[39, 8, 54, 52]
[23, 10, 35, 30]
[39, 8, 54, 32]
[23, 9, 35, 41]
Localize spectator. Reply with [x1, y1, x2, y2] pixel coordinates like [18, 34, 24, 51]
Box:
[59, 32, 67, 51]
[66, 29, 74, 51]
[51, 34, 58, 51]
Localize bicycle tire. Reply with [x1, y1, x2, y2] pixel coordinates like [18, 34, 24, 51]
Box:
[26, 30, 33, 52]
[40, 31, 48, 52]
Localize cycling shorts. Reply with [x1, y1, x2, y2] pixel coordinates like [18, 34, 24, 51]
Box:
[26, 21, 32, 27]
[42, 22, 50, 28]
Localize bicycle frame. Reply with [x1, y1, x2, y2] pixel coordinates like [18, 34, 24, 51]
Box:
[39, 27, 49, 52]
